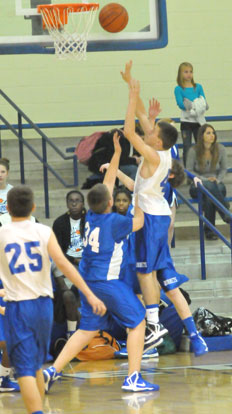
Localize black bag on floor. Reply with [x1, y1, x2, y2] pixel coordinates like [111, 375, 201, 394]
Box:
[193, 307, 232, 336]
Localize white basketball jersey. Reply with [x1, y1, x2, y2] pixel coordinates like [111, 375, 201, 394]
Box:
[0, 220, 53, 301]
[134, 150, 172, 215]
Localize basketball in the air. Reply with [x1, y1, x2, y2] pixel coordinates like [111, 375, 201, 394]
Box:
[98, 3, 129, 33]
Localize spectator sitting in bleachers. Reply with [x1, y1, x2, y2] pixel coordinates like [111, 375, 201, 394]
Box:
[186, 123, 230, 240]
[0, 158, 13, 215]
[52, 190, 86, 337]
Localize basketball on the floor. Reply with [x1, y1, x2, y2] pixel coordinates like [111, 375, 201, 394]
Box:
[98, 3, 129, 33]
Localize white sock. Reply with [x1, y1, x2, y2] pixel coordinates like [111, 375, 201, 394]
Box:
[146, 307, 159, 324]
[67, 320, 77, 333]
[0, 364, 11, 377]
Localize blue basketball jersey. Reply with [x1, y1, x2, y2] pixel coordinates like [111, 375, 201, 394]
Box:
[78, 210, 132, 282]
[171, 145, 180, 160]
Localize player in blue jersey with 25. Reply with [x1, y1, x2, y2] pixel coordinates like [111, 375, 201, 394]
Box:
[44, 132, 160, 393]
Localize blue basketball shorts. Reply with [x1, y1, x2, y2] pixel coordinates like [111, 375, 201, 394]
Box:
[135, 214, 171, 274]
[121, 263, 141, 295]
[79, 279, 145, 331]
[135, 213, 188, 290]
[4, 296, 53, 378]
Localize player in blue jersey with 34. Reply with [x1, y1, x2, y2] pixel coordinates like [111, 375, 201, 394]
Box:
[0, 185, 106, 414]
[44, 132, 160, 393]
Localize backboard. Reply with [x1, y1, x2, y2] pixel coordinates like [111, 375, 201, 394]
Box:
[0, 0, 168, 55]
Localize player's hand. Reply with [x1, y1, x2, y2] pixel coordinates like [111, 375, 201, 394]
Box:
[149, 98, 162, 120]
[0, 306, 5, 315]
[120, 60, 132, 83]
[113, 131, 122, 154]
[193, 177, 203, 187]
[88, 294, 107, 316]
[132, 155, 141, 165]
[0, 289, 5, 297]
[99, 163, 110, 173]
[208, 177, 217, 182]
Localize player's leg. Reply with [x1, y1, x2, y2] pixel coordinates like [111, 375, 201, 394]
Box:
[36, 368, 45, 400]
[54, 329, 97, 373]
[62, 287, 80, 338]
[108, 282, 159, 393]
[44, 329, 97, 392]
[165, 288, 208, 356]
[136, 215, 170, 346]
[122, 318, 159, 393]
[127, 319, 145, 374]
[18, 376, 43, 414]
[137, 271, 168, 349]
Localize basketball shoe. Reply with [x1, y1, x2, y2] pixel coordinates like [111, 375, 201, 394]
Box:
[0, 376, 20, 392]
[122, 371, 160, 392]
[114, 346, 159, 359]
[43, 366, 62, 393]
[190, 333, 209, 357]
[144, 322, 168, 348]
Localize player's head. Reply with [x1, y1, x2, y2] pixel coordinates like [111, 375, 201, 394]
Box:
[168, 160, 185, 188]
[0, 158, 10, 187]
[87, 183, 112, 214]
[113, 187, 132, 215]
[7, 185, 34, 217]
[66, 190, 85, 219]
[177, 62, 196, 88]
[151, 122, 178, 150]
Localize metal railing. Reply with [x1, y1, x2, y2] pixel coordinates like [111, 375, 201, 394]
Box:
[0, 90, 78, 218]
[176, 182, 232, 280]
[1, 89, 232, 221]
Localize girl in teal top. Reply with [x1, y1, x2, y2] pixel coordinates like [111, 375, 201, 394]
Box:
[174, 62, 207, 166]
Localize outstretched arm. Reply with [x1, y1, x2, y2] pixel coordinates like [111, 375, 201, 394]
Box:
[100, 162, 135, 191]
[103, 131, 121, 197]
[121, 61, 161, 135]
[124, 79, 160, 165]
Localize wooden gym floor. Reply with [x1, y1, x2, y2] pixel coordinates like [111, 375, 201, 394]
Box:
[2, 351, 232, 414]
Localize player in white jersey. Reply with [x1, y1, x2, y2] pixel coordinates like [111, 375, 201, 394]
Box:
[120, 61, 208, 357]
[0, 185, 106, 414]
[123, 75, 178, 346]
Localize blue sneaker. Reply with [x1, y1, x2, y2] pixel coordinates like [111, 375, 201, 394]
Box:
[114, 346, 128, 359]
[122, 371, 160, 392]
[43, 366, 62, 393]
[142, 347, 159, 359]
[115, 346, 159, 359]
[190, 333, 208, 357]
[0, 376, 20, 392]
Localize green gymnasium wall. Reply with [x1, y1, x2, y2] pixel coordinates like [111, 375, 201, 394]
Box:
[1, 0, 232, 139]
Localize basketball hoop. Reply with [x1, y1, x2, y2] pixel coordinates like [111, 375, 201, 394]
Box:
[37, 3, 99, 60]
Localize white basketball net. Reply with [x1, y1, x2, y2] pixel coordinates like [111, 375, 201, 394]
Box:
[38, 4, 99, 60]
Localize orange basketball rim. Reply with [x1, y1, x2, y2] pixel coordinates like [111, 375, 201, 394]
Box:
[37, 3, 99, 29]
